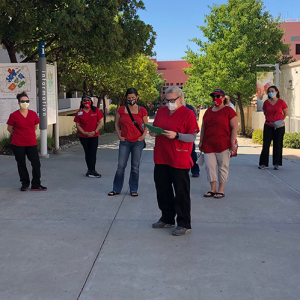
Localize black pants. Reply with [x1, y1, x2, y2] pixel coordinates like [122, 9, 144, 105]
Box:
[154, 164, 191, 229]
[11, 145, 41, 187]
[259, 124, 285, 167]
[190, 142, 200, 175]
[79, 136, 99, 171]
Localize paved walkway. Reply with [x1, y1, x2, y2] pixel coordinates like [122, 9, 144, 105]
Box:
[0, 131, 300, 300]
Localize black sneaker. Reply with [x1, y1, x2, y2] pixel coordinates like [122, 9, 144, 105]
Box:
[20, 184, 29, 191]
[31, 185, 47, 191]
[87, 170, 101, 178]
[86, 169, 91, 177]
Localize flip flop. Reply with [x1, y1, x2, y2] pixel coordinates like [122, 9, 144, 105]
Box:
[131, 192, 138, 197]
[108, 191, 120, 196]
[203, 191, 215, 197]
[214, 192, 225, 198]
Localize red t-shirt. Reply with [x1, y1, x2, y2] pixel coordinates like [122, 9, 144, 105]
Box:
[263, 98, 288, 127]
[118, 106, 147, 142]
[74, 108, 103, 138]
[153, 106, 199, 169]
[7, 110, 40, 147]
[202, 106, 237, 154]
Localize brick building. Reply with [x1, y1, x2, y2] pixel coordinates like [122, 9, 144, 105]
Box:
[281, 20, 300, 61]
[151, 59, 191, 98]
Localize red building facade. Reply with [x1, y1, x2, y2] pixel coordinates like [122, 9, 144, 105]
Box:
[281, 20, 300, 61]
[151, 59, 191, 98]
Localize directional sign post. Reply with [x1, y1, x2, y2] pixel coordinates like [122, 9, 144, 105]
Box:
[38, 41, 49, 158]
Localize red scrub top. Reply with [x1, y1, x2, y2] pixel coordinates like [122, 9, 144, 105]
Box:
[202, 106, 237, 154]
[118, 106, 147, 142]
[153, 106, 199, 169]
[263, 99, 287, 127]
[74, 108, 103, 138]
[7, 110, 40, 147]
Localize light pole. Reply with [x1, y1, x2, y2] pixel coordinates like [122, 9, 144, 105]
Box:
[256, 63, 280, 87]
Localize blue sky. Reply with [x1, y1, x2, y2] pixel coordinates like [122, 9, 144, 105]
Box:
[138, 0, 300, 60]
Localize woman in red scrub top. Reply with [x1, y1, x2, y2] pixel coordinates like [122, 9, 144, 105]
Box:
[7, 92, 47, 191]
[108, 88, 148, 197]
[199, 89, 238, 199]
[150, 86, 199, 236]
[74, 95, 103, 178]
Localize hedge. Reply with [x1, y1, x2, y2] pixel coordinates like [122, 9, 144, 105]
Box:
[252, 129, 300, 149]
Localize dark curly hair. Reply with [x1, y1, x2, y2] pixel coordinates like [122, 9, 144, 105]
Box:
[16, 92, 29, 102]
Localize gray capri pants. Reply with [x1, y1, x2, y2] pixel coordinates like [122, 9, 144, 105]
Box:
[204, 149, 231, 183]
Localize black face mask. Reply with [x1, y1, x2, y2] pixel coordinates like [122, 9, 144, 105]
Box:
[127, 100, 136, 106]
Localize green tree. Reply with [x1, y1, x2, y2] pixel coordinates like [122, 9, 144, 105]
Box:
[184, 0, 293, 135]
[0, 0, 156, 64]
[60, 54, 162, 127]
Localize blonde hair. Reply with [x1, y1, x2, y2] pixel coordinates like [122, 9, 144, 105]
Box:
[165, 86, 185, 106]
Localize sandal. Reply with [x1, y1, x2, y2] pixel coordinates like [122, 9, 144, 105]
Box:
[203, 191, 215, 197]
[214, 192, 225, 198]
[108, 191, 120, 196]
[130, 192, 138, 197]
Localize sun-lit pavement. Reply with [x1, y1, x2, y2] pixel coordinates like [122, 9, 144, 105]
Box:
[0, 128, 300, 300]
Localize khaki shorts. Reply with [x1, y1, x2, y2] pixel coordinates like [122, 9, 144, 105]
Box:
[204, 150, 231, 183]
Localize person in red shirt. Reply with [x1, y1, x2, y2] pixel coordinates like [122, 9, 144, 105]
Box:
[108, 88, 148, 197]
[199, 89, 238, 199]
[7, 92, 47, 191]
[150, 86, 199, 236]
[259, 86, 288, 170]
[74, 94, 103, 178]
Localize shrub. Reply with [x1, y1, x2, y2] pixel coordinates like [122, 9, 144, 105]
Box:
[105, 120, 115, 133]
[71, 124, 78, 137]
[108, 104, 117, 115]
[252, 129, 263, 144]
[36, 135, 55, 151]
[99, 120, 115, 134]
[0, 135, 11, 150]
[238, 126, 253, 138]
[252, 129, 300, 149]
[283, 133, 300, 149]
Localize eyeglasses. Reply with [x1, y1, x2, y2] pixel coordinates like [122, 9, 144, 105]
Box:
[211, 94, 223, 99]
[164, 96, 180, 103]
[20, 100, 30, 103]
[82, 99, 91, 102]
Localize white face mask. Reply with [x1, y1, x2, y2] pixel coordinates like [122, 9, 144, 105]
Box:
[20, 103, 29, 110]
[167, 102, 178, 111]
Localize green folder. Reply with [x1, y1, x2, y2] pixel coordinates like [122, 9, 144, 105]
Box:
[145, 124, 167, 135]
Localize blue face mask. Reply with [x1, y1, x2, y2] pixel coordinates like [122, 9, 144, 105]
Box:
[268, 92, 276, 99]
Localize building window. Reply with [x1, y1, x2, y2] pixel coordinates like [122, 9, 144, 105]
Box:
[291, 36, 300, 42]
[296, 44, 300, 55]
[176, 83, 179, 86]
[170, 83, 173, 86]
[180, 83, 183, 85]
[166, 83, 169, 86]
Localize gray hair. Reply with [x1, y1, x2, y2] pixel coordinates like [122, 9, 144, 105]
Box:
[165, 86, 185, 106]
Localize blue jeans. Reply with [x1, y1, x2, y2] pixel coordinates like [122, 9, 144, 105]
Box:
[113, 140, 144, 193]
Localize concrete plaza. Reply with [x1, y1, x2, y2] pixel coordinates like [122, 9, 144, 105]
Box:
[0, 132, 300, 300]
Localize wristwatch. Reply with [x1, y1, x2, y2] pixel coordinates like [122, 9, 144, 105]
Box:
[175, 132, 180, 140]
[94, 130, 97, 135]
